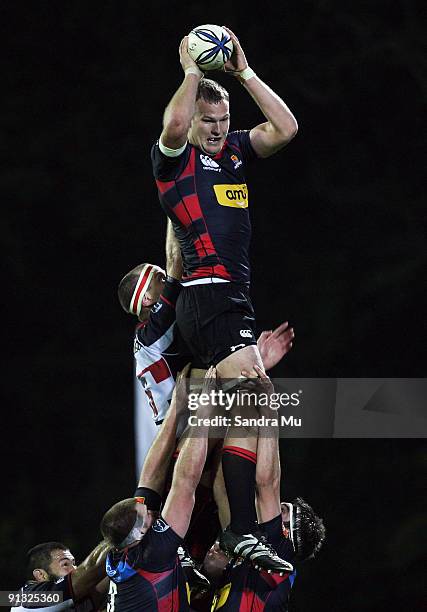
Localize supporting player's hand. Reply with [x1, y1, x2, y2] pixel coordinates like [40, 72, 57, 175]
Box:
[179, 36, 203, 77]
[201, 365, 217, 396]
[190, 366, 217, 420]
[257, 321, 294, 371]
[222, 26, 248, 73]
[241, 364, 274, 395]
[242, 365, 275, 417]
[174, 362, 191, 416]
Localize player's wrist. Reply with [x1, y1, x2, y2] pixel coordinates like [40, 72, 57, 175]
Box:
[134, 487, 162, 511]
[234, 66, 256, 83]
[184, 66, 203, 79]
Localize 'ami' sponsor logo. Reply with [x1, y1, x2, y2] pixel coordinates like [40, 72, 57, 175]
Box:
[213, 184, 248, 208]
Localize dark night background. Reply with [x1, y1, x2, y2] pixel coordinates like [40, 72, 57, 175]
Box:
[2, 1, 426, 610]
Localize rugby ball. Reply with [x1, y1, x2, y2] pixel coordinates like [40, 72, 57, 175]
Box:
[188, 24, 233, 71]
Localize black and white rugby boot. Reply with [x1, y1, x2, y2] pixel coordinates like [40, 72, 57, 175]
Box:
[218, 528, 294, 575]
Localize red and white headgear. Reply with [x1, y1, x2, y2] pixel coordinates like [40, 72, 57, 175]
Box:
[129, 264, 164, 317]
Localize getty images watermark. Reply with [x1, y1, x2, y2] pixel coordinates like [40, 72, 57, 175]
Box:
[186, 386, 303, 430]
[180, 378, 427, 438]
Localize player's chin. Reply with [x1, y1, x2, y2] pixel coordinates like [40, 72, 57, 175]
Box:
[203, 140, 223, 154]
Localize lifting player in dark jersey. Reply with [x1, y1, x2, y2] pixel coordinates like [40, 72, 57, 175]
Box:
[151, 26, 298, 564]
[117, 222, 294, 433]
[100, 367, 219, 612]
[117, 251, 294, 576]
[202, 366, 325, 611]
[117, 217, 294, 501]
[204, 500, 324, 611]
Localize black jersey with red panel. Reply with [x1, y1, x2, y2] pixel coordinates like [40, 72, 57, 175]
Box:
[106, 517, 190, 612]
[134, 276, 189, 424]
[151, 131, 258, 284]
[212, 515, 296, 611]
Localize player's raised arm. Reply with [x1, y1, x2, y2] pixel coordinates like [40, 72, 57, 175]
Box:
[222, 26, 298, 158]
[160, 36, 203, 151]
[69, 541, 110, 601]
[245, 365, 282, 524]
[137, 364, 191, 496]
[162, 367, 217, 538]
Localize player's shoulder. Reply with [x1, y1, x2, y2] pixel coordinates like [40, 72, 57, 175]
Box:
[121, 517, 182, 572]
[106, 549, 139, 583]
[134, 320, 150, 346]
[225, 130, 250, 148]
[160, 275, 182, 302]
[225, 130, 257, 161]
[226, 129, 250, 143]
[145, 516, 184, 552]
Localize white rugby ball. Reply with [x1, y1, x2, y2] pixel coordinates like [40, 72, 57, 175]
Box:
[188, 24, 233, 71]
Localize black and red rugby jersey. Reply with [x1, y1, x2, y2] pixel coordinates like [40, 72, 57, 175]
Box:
[106, 517, 190, 611]
[151, 131, 258, 284]
[212, 515, 296, 611]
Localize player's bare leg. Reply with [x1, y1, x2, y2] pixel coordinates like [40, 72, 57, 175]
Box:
[216, 380, 293, 574]
[216, 344, 263, 381]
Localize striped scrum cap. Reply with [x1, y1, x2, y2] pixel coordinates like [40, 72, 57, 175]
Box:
[129, 264, 164, 317]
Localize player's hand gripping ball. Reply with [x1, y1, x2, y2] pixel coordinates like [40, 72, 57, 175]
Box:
[188, 24, 233, 71]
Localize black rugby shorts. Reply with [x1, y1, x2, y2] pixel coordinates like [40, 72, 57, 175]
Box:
[176, 282, 257, 367]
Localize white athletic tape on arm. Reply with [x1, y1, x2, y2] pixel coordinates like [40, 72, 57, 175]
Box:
[184, 66, 203, 78]
[159, 138, 187, 158]
[237, 67, 256, 81]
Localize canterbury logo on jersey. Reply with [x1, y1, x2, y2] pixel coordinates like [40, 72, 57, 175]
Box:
[214, 184, 248, 208]
[200, 154, 221, 171]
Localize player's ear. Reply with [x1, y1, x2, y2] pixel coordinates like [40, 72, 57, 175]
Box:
[33, 568, 48, 581]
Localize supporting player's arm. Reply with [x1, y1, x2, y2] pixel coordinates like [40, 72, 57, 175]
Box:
[241, 365, 282, 523]
[213, 462, 231, 529]
[223, 26, 298, 158]
[160, 37, 203, 151]
[137, 364, 190, 495]
[69, 541, 110, 601]
[162, 367, 216, 538]
[166, 219, 183, 280]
